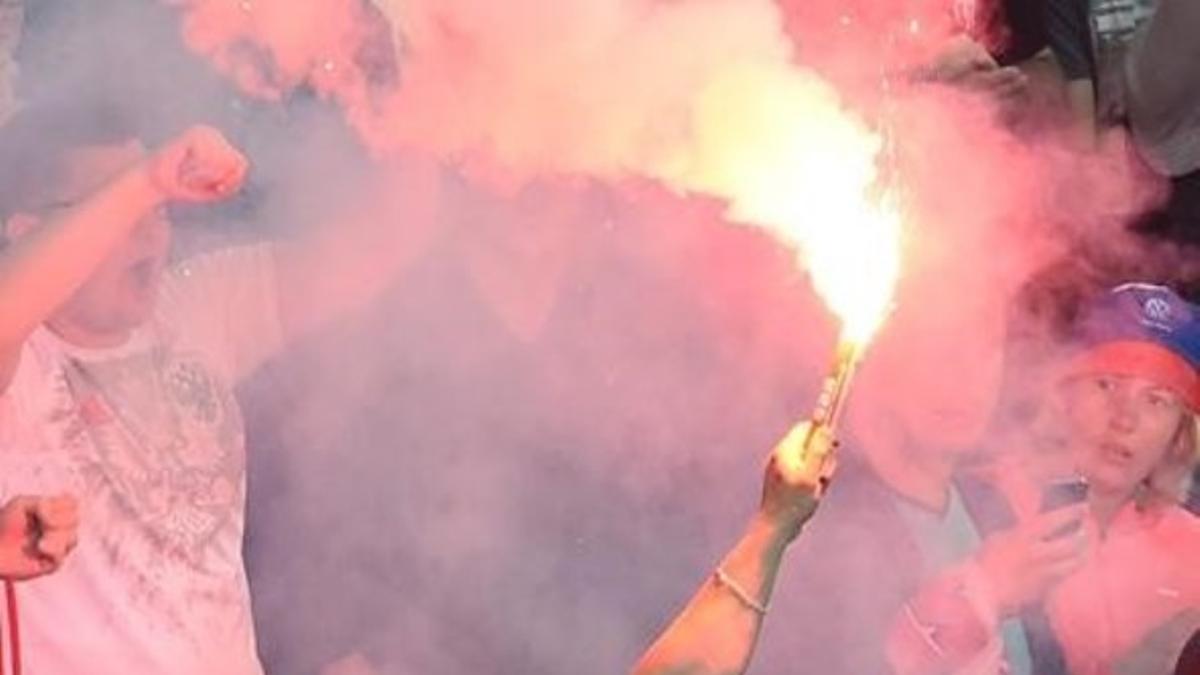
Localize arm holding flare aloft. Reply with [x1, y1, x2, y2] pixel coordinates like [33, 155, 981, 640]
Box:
[632, 421, 836, 675]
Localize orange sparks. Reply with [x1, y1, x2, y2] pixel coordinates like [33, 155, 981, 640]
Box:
[658, 60, 903, 474]
[659, 61, 902, 349]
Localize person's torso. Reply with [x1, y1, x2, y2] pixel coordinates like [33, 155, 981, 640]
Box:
[1049, 504, 1200, 675]
[0, 306, 261, 674]
[895, 483, 1036, 675]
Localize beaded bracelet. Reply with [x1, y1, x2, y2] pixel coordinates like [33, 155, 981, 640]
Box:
[714, 567, 768, 616]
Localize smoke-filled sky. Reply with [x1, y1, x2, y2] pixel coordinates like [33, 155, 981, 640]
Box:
[7, 0, 1196, 672]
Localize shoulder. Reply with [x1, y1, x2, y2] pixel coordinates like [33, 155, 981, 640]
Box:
[1158, 505, 1200, 540]
[166, 242, 277, 291]
[0, 331, 67, 453]
[4, 330, 64, 395]
[157, 242, 279, 325]
[1133, 504, 1200, 567]
[1151, 506, 1200, 597]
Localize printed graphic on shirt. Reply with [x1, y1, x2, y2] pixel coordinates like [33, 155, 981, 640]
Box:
[55, 342, 248, 634]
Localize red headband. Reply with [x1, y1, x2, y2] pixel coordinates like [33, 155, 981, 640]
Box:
[1069, 340, 1200, 411]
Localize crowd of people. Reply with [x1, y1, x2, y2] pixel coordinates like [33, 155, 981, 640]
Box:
[0, 0, 1197, 674]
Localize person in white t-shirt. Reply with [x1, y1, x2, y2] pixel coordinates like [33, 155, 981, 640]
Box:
[0, 105, 440, 674]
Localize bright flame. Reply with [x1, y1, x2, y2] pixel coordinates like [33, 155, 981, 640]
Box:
[168, 1, 902, 343]
[657, 62, 902, 345]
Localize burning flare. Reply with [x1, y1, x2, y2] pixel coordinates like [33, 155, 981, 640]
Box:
[658, 61, 902, 348]
[168, 0, 904, 455]
[654, 61, 902, 476]
[653, 61, 903, 478]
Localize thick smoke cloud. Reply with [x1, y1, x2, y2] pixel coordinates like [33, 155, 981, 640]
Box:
[6, 0, 1193, 673]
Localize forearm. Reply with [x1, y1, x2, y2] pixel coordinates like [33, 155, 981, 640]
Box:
[0, 166, 162, 349]
[633, 515, 793, 675]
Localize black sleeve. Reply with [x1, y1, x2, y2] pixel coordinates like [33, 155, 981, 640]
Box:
[1043, 0, 1095, 80]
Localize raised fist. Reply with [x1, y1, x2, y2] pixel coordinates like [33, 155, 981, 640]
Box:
[0, 495, 80, 581]
[146, 125, 249, 203]
[760, 421, 838, 543]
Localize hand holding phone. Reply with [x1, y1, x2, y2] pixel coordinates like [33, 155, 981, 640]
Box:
[1040, 476, 1089, 538]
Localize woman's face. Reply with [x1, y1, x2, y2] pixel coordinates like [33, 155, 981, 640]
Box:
[1063, 372, 1188, 499]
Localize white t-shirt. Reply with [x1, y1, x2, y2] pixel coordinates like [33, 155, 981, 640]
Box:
[0, 245, 283, 675]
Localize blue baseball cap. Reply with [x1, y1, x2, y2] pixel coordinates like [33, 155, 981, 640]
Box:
[1071, 283, 1200, 410]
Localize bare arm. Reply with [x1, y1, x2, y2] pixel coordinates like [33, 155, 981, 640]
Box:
[0, 126, 247, 390]
[0, 169, 163, 387]
[633, 424, 834, 675]
[632, 515, 797, 675]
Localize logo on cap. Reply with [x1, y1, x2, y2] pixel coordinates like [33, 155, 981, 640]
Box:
[1144, 297, 1173, 324]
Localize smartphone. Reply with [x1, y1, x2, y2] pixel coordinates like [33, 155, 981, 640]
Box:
[1040, 476, 1089, 538]
[1040, 476, 1090, 512]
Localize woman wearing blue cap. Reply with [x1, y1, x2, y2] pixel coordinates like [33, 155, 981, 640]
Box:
[1037, 283, 1200, 674]
[977, 283, 1200, 674]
